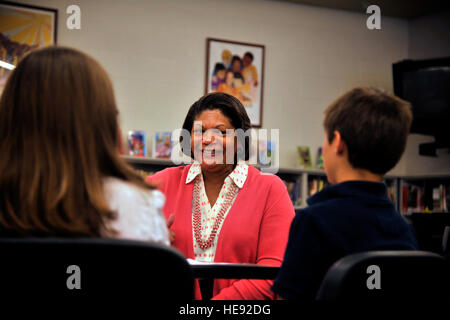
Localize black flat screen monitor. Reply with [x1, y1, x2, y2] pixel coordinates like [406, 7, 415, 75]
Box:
[393, 57, 450, 144]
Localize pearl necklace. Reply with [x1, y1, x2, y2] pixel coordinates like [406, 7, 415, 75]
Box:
[193, 178, 238, 251]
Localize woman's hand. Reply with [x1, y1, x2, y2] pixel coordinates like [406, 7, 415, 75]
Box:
[167, 214, 175, 245]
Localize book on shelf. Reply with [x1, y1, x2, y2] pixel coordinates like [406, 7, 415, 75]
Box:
[386, 183, 397, 206]
[432, 185, 448, 212]
[128, 130, 146, 157]
[153, 131, 172, 159]
[446, 185, 450, 212]
[401, 183, 425, 214]
[308, 176, 327, 197]
[401, 182, 448, 214]
[315, 147, 324, 169]
[297, 146, 312, 169]
[282, 179, 301, 206]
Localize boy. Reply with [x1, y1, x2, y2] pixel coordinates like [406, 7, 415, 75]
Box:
[272, 87, 418, 300]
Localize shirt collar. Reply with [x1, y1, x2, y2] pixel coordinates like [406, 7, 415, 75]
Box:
[185, 162, 248, 189]
[228, 163, 248, 189]
[185, 162, 202, 184]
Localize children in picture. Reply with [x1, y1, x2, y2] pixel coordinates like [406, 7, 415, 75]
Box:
[242, 52, 258, 87]
[211, 63, 226, 91]
[213, 49, 259, 107]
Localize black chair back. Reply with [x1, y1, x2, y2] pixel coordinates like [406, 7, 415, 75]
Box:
[316, 250, 448, 301]
[0, 237, 193, 301]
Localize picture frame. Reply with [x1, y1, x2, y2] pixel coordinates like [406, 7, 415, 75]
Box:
[153, 131, 172, 159]
[297, 146, 312, 169]
[205, 38, 265, 127]
[0, 1, 57, 94]
[128, 130, 147, 157]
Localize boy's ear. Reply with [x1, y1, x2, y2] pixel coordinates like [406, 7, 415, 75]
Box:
[333, 131, 346, 155]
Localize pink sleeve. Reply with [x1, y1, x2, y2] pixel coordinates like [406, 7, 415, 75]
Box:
[145, 169, 168, 189]
[212, 177, 295, 300]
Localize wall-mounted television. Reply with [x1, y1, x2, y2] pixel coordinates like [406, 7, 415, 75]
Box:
[393, 57, 450, 156]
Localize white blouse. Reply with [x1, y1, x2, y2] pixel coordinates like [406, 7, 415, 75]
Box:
[186, 163, 249, 262]
[103, 177, 170, 246]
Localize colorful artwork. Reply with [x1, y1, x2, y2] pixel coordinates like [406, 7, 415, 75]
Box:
[0, 2, 57, 95]
[316, 147, 324, 169]
[206, 38, 265, 127]
[297, 146, 312, 169]
[153, 131, 172, 159]
[128, 130, 147, 157]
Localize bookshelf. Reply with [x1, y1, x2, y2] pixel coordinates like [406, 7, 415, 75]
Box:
[122, 156, 450, 215]
[398, 175, 450, 215]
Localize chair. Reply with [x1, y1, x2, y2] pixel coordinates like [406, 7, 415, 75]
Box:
[316, 251, 448, 301]
[0, 237, 193, 302]
[190, 262, 280, 300]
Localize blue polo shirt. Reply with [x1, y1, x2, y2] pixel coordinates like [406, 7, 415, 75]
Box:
[271, 180, 418, 300]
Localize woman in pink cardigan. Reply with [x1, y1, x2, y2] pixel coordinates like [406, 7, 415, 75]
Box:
[147, 93, 294, 300]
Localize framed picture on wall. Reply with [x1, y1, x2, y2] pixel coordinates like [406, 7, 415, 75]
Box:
[0, 1, 57, 95]
[205, 38, 265, 127]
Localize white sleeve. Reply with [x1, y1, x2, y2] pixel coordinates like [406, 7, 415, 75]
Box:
[104, 178, 170, 245]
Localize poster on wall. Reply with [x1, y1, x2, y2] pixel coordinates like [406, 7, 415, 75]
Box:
[0, 1, 57, 95]
[205, 38, 265, 127]
[153, 131, 172, 159]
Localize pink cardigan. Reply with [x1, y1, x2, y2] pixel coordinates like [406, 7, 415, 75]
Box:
[146, 164, 294, 300]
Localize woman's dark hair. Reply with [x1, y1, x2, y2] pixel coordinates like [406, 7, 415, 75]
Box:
[181, 92, 251, 161]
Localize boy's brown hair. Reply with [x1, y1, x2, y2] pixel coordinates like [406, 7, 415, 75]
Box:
[0, 46, 153, 237]
[323, 87, 412, 174]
